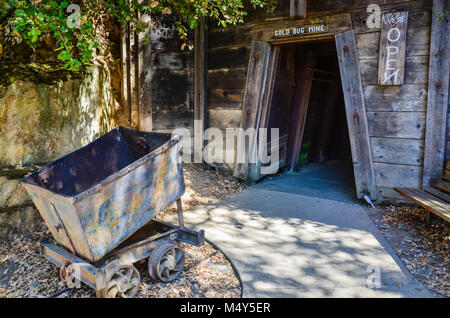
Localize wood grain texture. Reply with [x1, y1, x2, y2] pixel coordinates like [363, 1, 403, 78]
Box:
[371, 137, 424, 166]
[352, 4, 431, 34]
[151, 110, 194, 133]
[290, 0, 307, 18]
[194, 17, 207, 161]
[361, 55, 429, 85]
[375, 163, 422, 188]
[253, 13, 352, 43]
[208, 26, 253, 50]
[130, 24, 139, 128]
[120, 25, 128, 121]
[286, 50, 315, 170]
[367, 112, 426, 139]
[395, 187, 450, 222]
[378, 11, 408, 86]
[138, 12, 152, 132]
[423, 0, 450, 186]
[364, 84, 428, 112]
[125, 22, 131, 123]
[208, 89, 244, 105]
[208, 68, 248, 90]
[208, 109, 242, 130]
[233, 41, 271, 180]
[259, 46, 282, 172]
[335, 30, 377, 199]
[308, 0, 429, 15]
[424, 185, 450, 202]
[208, 46, 251, 70]
[356, 27, 430, 59]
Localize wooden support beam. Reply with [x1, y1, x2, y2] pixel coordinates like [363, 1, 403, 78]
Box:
[335, 30, 377, 200]
[138, 12, 152, 132]
[120, 25, 128, 119]
[125, 22, 131, 124]
[194, 17, 207, 162]
[423, 0, 450, 187]
[233, 41, 271, 181]
[306, 68, 338, 76]
[286, 50, 315, 171]
[130, 22, 139, 129]
[290, 0, 307, 19]
[258, 46, 281, 174]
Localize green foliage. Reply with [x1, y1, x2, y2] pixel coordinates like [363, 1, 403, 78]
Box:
[434, 8, 449, 22]
[1, 0, 277, 71]
[298, 141, 312, 165]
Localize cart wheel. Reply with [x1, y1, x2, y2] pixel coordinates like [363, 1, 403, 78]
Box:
[105, 265, 140, 298]
[149, 241, 185, 283]
[60, 264, 80, 288]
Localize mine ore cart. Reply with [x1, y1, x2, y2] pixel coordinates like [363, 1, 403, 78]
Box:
[22, 127, 204, 298]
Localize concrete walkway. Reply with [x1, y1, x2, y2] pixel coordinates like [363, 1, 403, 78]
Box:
[165, 184, 434, 297]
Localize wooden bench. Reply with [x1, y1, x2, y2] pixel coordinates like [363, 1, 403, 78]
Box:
[394, 162, 450, 224]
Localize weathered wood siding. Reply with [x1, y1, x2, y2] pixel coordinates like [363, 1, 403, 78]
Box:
[447, 87, 450, 161]
[356, 0, 431, 202]
[150, 15, 194, 133]
[206, 0, 433, 201]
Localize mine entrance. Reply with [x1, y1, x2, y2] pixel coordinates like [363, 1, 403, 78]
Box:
[264, 40, 356, 200]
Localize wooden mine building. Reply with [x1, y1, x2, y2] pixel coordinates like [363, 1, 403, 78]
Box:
[120, 0, 449, 203]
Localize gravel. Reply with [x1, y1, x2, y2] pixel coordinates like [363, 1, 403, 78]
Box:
[366, 205, 449, 297]
[0, 164, 244, 298]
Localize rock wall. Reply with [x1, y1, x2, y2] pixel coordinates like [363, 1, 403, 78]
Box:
[0, 66, 117, 240]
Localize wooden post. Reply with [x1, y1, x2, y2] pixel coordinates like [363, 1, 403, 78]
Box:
[423, 0, 450, 187]
[194, 17, 207, 162]
[130, 22, 139, 128]
[233, 41, 271, 181]
[176, 198, 184, 228]
[125, 22, 132, 124]
[286, 50, 315, 171]
[258, 46, 281, 174]
[138, 12, 152, 132]
[335, 30, 377, 200]
[290, 0, 307, 19]
[120, 25, 128, 118]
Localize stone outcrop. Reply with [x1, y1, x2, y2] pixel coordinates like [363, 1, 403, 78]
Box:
[0, 66, 118, 240]
[0, 168, 37, 239]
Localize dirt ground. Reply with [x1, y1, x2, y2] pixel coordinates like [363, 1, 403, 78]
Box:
[366, 205, 449, 297]
[0, 164, 246, 298]
[4, 162, 448, 298]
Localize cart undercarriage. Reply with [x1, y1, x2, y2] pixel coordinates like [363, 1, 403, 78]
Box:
[42, 207, 204, 298]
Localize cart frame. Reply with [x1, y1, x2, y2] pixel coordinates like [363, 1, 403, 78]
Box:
[41, 198, 204, 298]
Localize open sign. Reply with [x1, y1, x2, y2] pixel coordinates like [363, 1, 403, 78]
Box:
[378, 11, 409, 86]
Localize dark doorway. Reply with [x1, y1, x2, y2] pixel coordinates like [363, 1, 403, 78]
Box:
[262, 40, 356, 202]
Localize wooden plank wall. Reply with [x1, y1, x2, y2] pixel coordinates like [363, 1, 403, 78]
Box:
[206, 0, 433, 201]
[423, 0, 449, 186]
[447, 82, 450, 161]
[149, 15, 194, 134]
[356, 0, 432, 202]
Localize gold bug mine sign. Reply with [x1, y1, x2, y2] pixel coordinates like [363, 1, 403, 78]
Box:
[273, 24, 329, 38]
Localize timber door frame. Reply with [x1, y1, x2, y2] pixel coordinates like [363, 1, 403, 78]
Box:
[422, 0, 450, 187]
[233, 13, 378, 200]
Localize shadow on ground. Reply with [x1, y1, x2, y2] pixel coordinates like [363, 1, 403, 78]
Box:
[163, 186, 434, 298]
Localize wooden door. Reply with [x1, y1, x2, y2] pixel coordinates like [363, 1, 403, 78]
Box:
[335, 30, 377, 199]
[233, 41, 272, 181]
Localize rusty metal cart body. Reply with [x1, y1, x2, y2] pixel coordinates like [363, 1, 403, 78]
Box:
[22, 126, 204, 298]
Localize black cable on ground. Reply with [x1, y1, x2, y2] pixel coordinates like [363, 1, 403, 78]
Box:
[205, 238, 244, 298]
